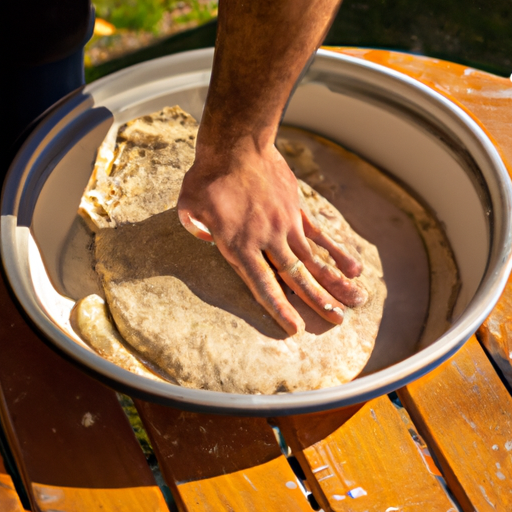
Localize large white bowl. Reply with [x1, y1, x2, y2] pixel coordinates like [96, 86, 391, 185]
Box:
[2, 48, 511, 415]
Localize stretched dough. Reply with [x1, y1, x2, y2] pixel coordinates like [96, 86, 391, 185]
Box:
[77, 106, 386, 394]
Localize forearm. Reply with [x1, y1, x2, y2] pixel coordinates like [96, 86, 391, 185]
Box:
[198, 0, 342, 153]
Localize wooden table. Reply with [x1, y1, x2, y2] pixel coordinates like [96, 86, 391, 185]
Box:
[1, 49, 512, 512]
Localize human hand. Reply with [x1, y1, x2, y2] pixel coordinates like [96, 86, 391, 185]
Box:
[177, 140, 368, 336]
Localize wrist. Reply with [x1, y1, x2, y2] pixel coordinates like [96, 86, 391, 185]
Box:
[195, 127, 277, 161]
[188, 134, 290, 188]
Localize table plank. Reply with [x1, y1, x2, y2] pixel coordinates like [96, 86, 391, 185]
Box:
[135, 401, 312, 511]
[0, 275, 168, 512]
[398, 335, 512, 512]
[0, 456, 26, 512]
[478, 276, 512, 387]
[276, 396, 454, 511]
[176, 456, 311, 512]
[29, 483, 167, 512]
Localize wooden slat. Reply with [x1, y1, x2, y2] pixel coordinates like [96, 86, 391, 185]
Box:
[478, 275, 512, 387]
[135, 400, 312, 511]
[0, 455, 26, 512]
[175, 456, 310, 512]
[276, 396, 454, 511]
[398, 335, 512, 511]
[29, 483, 167, 512]
[0, 275, 168, 512]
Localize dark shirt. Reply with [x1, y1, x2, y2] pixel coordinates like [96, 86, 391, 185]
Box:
[5, 0, 92, 67]
[2, 1, 94, 173]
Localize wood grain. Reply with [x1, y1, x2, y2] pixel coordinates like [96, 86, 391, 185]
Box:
[135, 401, 312, 511]
[399, 336, 512, 511]
[30, 483, 168, 512]
[478, 276, 512, 387]
[176, 456, 312, 512]
[0, 274, 168, 511]
[276, 396, 454, 511]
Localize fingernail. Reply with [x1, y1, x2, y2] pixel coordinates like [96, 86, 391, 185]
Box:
[346, 258, 363, 279]
[351, 261, 363, 278]
[349, 283, 369, 307]
[282, 316, 305, 337]
[324, 302, 344, 320]
[332, 306, 344, 319]
[189, 216, 211, 235]
[355, 285, 369, 306]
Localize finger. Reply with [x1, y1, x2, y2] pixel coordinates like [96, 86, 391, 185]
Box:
[301, 210, 363, 278]
[267, 249, 346, 325]
[224, 250, 306, 337]
[178, 209, 214, 242]
[291, 236, 368, 307]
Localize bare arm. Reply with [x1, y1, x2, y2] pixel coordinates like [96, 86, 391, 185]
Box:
[178, 0, 367, 336]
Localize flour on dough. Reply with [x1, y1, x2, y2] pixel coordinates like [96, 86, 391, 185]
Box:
[74, 106, 387, 394]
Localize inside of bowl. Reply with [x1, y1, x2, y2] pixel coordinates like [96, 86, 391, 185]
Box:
[285, 82, 489, 318]
[28, 54, 492, 383]
[89, 67, 491, 320]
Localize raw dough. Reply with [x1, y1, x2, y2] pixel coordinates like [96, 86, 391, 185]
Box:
[70, 294, 167, 382]
[77, 106, 387, 394]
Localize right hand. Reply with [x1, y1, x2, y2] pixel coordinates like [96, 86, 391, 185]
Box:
[178, 140, 368, 336]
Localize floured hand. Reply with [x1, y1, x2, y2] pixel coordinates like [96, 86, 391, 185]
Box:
[178, 140, 367, 336]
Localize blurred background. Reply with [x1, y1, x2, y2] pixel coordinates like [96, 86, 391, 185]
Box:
[86, 0, 217, 71]
[86, 0, 511, 82]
